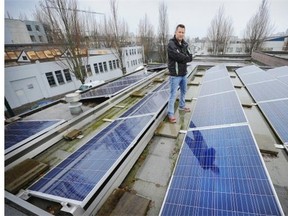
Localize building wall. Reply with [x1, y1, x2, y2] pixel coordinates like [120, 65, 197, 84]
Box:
[262, 41, 285, 51]
[5, 47, 143, 109]
[24, 20, 48, 43]
[122, 46, 144, 73]
[252, 51, 288, 67]
[5, 19, 31, 44]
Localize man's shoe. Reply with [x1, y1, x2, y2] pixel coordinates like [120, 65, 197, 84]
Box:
[179, 107, 191, 112]
[168, 116, 177, 123]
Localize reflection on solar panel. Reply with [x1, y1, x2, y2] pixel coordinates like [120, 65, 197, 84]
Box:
[239, 72, 275, 85]
[28, 115, 154, 203]
[160, 125, 283, 215]
[202, 69, 229, 82]
[190, 91, 247, 128]
[120, 90, 169, 117]
[258, 99, 288, 143]
[81, 71, 150, 99]
[5, 120, 64, 154]
[199, 77, 234, 97]
[245, 80, 288, 102]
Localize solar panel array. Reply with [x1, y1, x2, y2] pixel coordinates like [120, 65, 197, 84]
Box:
[236, 65, 288, 143]
[28, 80, 170, 206]
[81, 71, 151, 99]
[5, 120, 64, 154]
[160, 65, 283, 215]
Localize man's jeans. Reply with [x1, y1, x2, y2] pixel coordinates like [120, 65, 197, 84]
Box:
[167, 75, 187, 117]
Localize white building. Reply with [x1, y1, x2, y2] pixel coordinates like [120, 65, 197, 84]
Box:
[5, 19, 48, 44]
[5, 46, 144, 109]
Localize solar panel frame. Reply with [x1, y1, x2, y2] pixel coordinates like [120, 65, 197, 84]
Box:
[160, 125, 283, 215]
[27, 114, 155, 206]
[5, 119, 65, 154]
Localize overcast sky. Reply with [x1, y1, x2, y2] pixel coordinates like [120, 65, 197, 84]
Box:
[4, 0, 288, 38]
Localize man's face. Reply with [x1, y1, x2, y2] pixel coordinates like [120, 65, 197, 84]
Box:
[175, 27, 185, 41]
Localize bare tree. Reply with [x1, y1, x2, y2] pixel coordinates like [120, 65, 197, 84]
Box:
[35, 0, 90, 84]
[207, 5, 233, 55]
[101, 0, 129, 74]
[158, 1, 169, 63]
[138, 14, 155, 63]
[243, 0, 273, 54]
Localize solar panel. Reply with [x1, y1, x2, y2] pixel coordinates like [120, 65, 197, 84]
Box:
[202, 69, 229, 82]
[28, 114, 154, 203]
[120, 90, 169, 117]
[267, 66, 288, 77]
[246, 80, 288, 102]
[199, 77, 234, 97]
[258, 99, 288, 143]
[160, 125, 283, 215]
[153, 81, 170, 92]
[238, 72, 275, 85]
[5, 120, 64, 154]
[236, 65, 262, 76]
[81, 72, 150, 99]
[190, 91, 247, 128]
[279, 75, 288, 85]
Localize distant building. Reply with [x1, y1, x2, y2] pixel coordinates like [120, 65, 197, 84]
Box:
[5, 18, 48, 44]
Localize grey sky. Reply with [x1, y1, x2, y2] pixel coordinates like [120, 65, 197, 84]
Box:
[4, 0, 288, 38]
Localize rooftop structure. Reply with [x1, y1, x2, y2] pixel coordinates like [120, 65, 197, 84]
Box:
[4, 55, 288, 215]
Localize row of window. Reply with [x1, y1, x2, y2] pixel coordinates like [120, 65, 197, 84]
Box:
[125, 48, 142, 56]
[127, 58, 143, 68]
[46, 69, 72, 87]
[30, 35, 44, 42]
[45, 59, 120, 87]
[26, 24, 41, 32]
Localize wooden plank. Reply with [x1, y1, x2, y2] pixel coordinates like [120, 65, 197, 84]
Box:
[63, 129, 82, 140]
[5, 159, 49, 194]
[110, 192, 150, 216]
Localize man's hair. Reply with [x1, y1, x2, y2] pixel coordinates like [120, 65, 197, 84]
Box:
[176, 24, 185, 31]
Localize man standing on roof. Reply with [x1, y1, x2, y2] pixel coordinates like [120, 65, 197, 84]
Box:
[167, 24, 193, 123]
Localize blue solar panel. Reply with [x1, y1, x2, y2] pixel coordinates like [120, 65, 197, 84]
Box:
[258, 99, 288, 143]
[153, 81, 170, 92]
[120, 90, 169, 117]
[28, 115, 154, 202]
[5, 120, 63, 153]
[246, 80, 288, 102]
[238, 72, 275, 85]
[81, 72, 150, 99]
[160, 125, 283, 215]
[199, 77, 234, 97]
[190, 91, 247, 128]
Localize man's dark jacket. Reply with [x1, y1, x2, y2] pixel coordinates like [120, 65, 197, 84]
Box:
[167, 36, 192, 76]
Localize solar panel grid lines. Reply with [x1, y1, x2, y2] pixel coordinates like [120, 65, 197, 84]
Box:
[199, 77, 234, 97]
[278, 75, 288, 85]
[28, 114, 155, 205]
[238, 72, 276, 85]
[245, 80, 288, 102]
[189, 91, 247, 128]
[5, 119, 65, 154]
[258, 99, 288, 143]
[235, 65, 263, 76]
[80, 72, 151, 99]
[160, 125, 284, 216]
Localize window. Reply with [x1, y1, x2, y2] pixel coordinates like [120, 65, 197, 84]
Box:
[46, 72, 56, 86]
[126, 50, 128, 56]
[38, 36, 43, 42]
[26, 25, 32, 31]
[86, 64, 92, 76]
[30, 35, 36, 42]
[22, 56, 28, 60]
[131, 60, 133, 66]
[129, 49, 132, 55]
[109, 60, 113, 70]
[99, 62, 103, 72]
[103, 62, 108, 72]
[113, 60, 116, 69]
[55, 70, 65, 84]
[116, 59, 120, 68]
[127, 61, 129, 68]
[94, 63, 99, 74]
[63, 69, 72, 82]
[35, 25, 40, 31]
